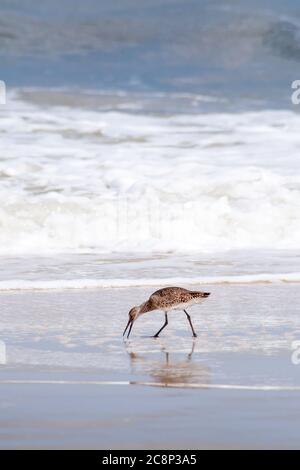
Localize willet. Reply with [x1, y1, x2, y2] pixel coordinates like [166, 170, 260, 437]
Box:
[123, 287, 210, 339]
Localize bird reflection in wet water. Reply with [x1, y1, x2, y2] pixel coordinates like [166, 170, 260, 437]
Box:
[125, 339, 210, 388]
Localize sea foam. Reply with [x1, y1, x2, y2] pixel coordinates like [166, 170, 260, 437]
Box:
[0, 90, 299, 255]
[0, 272, 298, 291]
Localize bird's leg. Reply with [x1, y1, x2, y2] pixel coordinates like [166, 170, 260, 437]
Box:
[127, 321, 133, 339]
[187, 340, 196, 361]
[153, 312, 168, 338]
[184, 310, 197, 337]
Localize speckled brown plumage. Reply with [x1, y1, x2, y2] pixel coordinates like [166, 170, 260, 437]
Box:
[140, 287, 210, 313]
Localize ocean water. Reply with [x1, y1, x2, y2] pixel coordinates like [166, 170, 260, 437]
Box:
[0, 0, 300, 287]
[2, 5, 300, 449]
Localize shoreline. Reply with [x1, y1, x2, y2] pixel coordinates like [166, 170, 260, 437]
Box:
[1, 284, 300, 448]
[0, 272, 299, 292]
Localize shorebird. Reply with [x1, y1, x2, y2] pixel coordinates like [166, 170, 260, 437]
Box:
[123, 287, 210, 339]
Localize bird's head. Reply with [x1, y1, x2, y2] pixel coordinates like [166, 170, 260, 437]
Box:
[123, 306, 141, 339]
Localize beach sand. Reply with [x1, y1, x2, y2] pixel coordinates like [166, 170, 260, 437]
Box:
[0, 284, 300, 449]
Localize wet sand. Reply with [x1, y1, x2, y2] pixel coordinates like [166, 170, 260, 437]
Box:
[0, 284, 300, 449]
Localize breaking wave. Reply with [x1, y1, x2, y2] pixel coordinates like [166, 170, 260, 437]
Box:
[0, 91, 300, 255]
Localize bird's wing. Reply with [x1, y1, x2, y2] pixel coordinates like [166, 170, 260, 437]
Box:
[151, 287, 189, 297]
[149, 287, 193, 309]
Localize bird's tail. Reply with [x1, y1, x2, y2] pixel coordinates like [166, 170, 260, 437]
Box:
[191, 291, 210, 298]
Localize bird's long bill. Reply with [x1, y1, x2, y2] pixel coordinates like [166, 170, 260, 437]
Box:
[123, 318, 133, 338]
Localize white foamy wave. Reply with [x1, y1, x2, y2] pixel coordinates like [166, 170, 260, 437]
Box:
[0, 272, 299, 291]
[0, 90, 300, 254]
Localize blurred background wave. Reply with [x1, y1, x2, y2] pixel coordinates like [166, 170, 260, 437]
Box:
[0, 0, 299, 107]
[0, 0, 299, 282]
